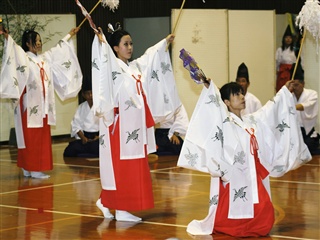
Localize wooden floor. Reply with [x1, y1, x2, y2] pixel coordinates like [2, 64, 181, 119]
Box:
[0, 141, 319, 240]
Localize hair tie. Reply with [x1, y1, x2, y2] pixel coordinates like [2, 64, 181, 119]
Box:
[107, 22, 121, 34]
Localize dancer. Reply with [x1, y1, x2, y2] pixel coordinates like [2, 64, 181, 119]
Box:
[0, 25, 82, 178]
[92, 24, 179, 221]
[178, 76, 311, 236]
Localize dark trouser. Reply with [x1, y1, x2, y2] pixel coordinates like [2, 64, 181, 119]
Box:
[63, 131, 99, 157]
[155, 128, 183, 155]
[301, 127, 320, 155]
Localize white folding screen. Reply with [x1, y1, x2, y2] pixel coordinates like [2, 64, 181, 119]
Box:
[172, 9, 229, 118]
[172, 9, 275, 118]
[228, 10, 275, 105]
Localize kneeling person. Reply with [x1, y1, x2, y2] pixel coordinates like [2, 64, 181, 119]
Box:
[64, 79, 99, 157]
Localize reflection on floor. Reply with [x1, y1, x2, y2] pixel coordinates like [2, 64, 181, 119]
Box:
[0, 142, 319, 240]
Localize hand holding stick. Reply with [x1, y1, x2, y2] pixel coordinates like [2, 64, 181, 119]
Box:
[165, 0, 186, 51]
[76, 0, 120, 29]
[68, 27, 80, 38]
[77, 0, 101, 29]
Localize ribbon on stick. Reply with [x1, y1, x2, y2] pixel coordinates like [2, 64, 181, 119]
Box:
[75, 0, 99, 32]
[76, 0, 119, 29]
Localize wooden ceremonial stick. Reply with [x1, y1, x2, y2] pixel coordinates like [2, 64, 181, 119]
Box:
[166, 0, 186, 51]
[291, 29, 306, 80]
[78, 0, 101, 28]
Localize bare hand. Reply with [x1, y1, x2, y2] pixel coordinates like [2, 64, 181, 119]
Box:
[203, 77, 211, 88]
[69, 27, 80, 38]
[166, 34, 175, 44]
[285, 80, 294, 92]
[92, 135, 100, 141]
[81, 137, 89, 144]
[170, 135, 181, 145]
[96, 27, 106, 43]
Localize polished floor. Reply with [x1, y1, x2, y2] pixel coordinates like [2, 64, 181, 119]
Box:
[0, 141, 319, 240]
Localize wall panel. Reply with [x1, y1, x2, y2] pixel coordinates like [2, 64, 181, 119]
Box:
[172, 9, 275, 118]
[228, 10, 275, 104]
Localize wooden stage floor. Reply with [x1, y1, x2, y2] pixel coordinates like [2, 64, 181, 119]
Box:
[0, 141, 319, 240]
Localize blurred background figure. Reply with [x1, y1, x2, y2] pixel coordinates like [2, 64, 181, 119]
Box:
[64, 77, 99, 158]
[290, 62, 320, 155]
[275, 25, 297, 92]
[155, 104, 189, 155]
[235, 62, 262, 115]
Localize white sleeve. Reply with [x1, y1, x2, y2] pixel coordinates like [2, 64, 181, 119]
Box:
[44, 35, 82, 101]
[253, 86, 312, 177]
[70, 104, 83, 138]
[168, 104, 189, 138]
[0, 35, 29, 99]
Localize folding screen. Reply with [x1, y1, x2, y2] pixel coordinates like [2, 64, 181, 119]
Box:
[172, 9, 275, 117]
[171, 9, 229, 117]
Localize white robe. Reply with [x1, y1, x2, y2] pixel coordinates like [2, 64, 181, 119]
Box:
[71, 101, 99, 139]
[177, 81, 312, 235]
[275, 47, 296, 71]
[157, 104, 189, 138]
[0, 34, 82, 148]
[91, 34, 180, 190]
[293, 88, 319, 135]
[241, 91, 262, 116]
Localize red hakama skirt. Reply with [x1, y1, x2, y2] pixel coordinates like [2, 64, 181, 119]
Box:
[100, 99, 155, 211]
[17, 101, 53, 171]
[100, 119, 154, 211]
[276, 63, 292, 92]
[213, 174, 275, 237]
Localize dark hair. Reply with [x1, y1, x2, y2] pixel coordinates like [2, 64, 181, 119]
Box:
[290, 62, 304, 82]
[21, 30, 40, 52]
[107, 29, 131, 57]
[281, 34, 294, 51]
[220, 82, 244, 102]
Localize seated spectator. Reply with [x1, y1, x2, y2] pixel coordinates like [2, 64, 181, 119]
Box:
[290, 62, 320, 155]
[155, 104, 189, 155]
[63, 78, 99, 157]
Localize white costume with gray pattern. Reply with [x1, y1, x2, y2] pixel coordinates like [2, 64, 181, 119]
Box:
[92, 34, 180, 190]
[177, 82, 312, 235]
[0, 34, 82, 148]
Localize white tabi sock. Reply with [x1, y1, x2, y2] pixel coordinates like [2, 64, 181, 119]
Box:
[96, 199, 114, 219]
[30, 171, 50, 179]
[115, 210, 142, 222]
[22, 168, 31, 177]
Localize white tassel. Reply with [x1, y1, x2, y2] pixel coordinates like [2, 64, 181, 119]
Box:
[296, 0, 320, 41]
[101, 0, 120, 12]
